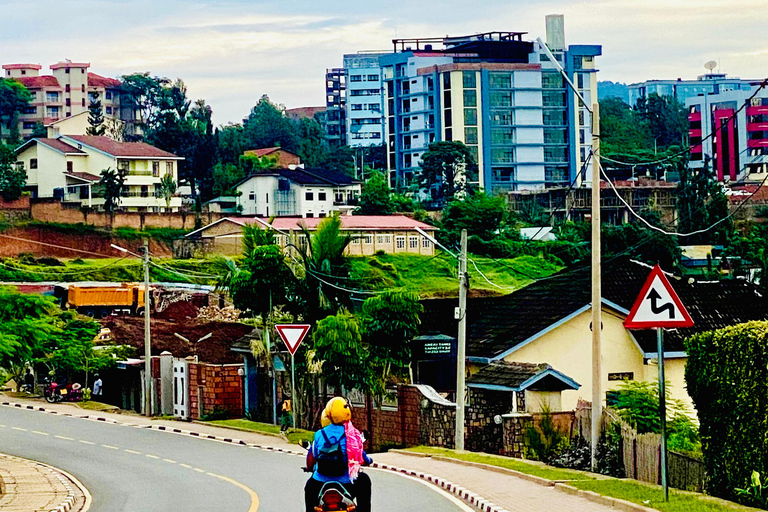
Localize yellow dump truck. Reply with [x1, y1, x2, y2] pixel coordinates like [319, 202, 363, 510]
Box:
[56, 283, 149, 318]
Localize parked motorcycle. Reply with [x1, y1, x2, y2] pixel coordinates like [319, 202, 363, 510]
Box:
[44, 380, 84, 403]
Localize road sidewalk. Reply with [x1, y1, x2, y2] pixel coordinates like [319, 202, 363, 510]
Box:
[0, 452, 88, 512]
[0, 395, 627, 512]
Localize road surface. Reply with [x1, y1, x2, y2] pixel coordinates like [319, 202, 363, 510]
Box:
[0, 405, 468, 512]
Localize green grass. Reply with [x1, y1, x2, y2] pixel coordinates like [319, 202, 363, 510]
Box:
[205, 419, 314, 445]
[349, 253, 562, 298]
[571, 480, 756, 512]
[78, 401, 119, 412]
[402, 446, 593, 481]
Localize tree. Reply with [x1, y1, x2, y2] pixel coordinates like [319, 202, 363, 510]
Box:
[312, 311, 369, 392]
[99, 168, 125, 215]
[419, 141, 476, 206]
[86, 99, 106, 136]
[157, 172, 177, 212]
[440, 192, 508, 246]
[294, 117, 328, 167]
[676, 158, 732, 244]
[243, 95, 297, 151]
[320, 146, 356, 177]
[356, 171, 393, 215]
[635, 93, 688, 148]
[0, 142, 26, 201]
[360, 290, 422, 392]
[0, 78, 31, 142]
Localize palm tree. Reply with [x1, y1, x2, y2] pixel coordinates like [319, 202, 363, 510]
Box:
[99, 168, 124, 217]
[157, 172, 177, 213]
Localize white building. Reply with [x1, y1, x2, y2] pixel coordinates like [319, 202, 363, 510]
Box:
[233, 168, 361, 218]
[344, 53, 388, 147]
[14, 135, 183, 211]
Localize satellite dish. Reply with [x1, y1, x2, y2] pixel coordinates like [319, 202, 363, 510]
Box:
[705, 60, 718, 72]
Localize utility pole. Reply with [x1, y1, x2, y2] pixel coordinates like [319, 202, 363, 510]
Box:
[143, 239, 152, 417]
[590, 102, 602, 470]
[455, 229, 468, 451]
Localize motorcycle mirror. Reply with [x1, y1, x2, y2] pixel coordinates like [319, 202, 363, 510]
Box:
[300, 439, 310, 449]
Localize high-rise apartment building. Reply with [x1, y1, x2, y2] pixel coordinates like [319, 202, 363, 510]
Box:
[629, 73, 755, 108]
[327, 15, 601, 194]
[343, 53, 387, 147]
[2, 60, 133, 139]
[686, 85, 768, 182]
[324, 68, 346, 147]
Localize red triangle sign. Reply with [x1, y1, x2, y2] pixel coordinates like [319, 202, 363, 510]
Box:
[275, 324, 311, 356]
[624, 265, 694, 329]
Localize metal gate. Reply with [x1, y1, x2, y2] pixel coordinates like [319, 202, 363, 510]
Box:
[173, 359, 188, 420]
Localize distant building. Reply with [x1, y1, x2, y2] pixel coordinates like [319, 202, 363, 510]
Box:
[184, 215, 437, 257]
[325, 15, 601, 194]
[628, 73, 756, 107]
[232, 167, 361, 218]
[285, 106, 325, 120]
[14, 135, 182, 211]
[324, 68, 346, 147]
[2, 60, 136, 140]
[686, 87, 768, 182]
[242, 147, 301, 168]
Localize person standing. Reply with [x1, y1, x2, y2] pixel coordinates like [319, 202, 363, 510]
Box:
[23, 368, 34, 393]
[281, 396, 293, 431]
[92, 374, 103, 398]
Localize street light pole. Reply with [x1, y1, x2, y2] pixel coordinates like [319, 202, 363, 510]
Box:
[143, 239, 152, 417]
[590, 103, 602, 470]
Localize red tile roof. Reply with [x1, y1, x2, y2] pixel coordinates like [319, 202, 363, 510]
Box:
[63, 136, 181, 159]
[65, 172, 100, 182]
[35, 138, 86, 154]
[12, 75, 60, 88]
[87, 72, 121, 89]
[247, 147, 283, 157]
[240, 215, 437, 232]
[2, 64, 42, 70]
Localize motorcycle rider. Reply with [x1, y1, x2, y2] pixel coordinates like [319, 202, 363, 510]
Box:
[305, 397, 372, 512]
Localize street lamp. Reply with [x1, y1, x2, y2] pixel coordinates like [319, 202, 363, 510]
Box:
[111, 241, 152, 417]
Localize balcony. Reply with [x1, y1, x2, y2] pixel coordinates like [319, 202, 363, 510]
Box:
[688, 112, 702, 122]
[747, 122, 768, 132]
[747, 106, 768, 116]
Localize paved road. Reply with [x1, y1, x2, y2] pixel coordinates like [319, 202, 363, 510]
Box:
[0, 406, 468, 512]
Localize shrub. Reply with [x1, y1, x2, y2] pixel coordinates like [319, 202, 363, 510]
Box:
[201, 406, 230, 421]
[525, 405, 567, 463]
[685, 321, 768, 503]
[735, 471, 768, 509]
[552, 435, 591, 471]
[596, 420, 625, 477]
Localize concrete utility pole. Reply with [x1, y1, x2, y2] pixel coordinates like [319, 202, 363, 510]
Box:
[590, 103, 602, 470]
[455, 229, 468, 451]
[143, 239, 152, 417]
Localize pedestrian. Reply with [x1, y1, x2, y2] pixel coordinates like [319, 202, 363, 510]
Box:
[23, 368, 34, 393]
[281, 396, 293, 432]
[92, 374, 103, 398]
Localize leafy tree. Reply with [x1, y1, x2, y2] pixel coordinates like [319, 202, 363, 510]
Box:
[676, 158, 732, 244]
[0, 142, 26, 201]
[215, 123, 248, 165]
[211, 163, 244, 197]
[635, 93, 688, 148]
[320, 145, 356, 177]
[99, 167, 125, 214]
[0, 78, 31, 141]
[157, 172, 177, 212]
[86, 99, 106, 136]
[312, 311, 370, 392]
[243, 95, 297, 151]
[440, 192, 507, 246]
[239, 153, 278, 174]
[294, 117, 327, 167]
[356, 171, 392, 215]
[419, 141, 476, 206]
[360, 290, 422, 391]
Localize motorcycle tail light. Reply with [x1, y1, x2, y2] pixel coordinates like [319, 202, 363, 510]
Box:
[323, 491, 344, 511]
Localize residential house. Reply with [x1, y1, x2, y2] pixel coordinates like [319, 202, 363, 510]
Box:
[233, 167, 361, 218]
[242, 147, 301, 168]
[45, 111, 125, 141]
[417, 257, 768, 413]
[182, 215, 438, 257]
[14, 135, 183, 211]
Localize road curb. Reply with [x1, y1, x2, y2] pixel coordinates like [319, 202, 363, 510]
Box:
[0, 452, 89, 512]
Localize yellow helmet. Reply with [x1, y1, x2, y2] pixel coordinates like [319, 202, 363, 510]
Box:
[325, 397, 351, 425]
[320, 407, 332, 428]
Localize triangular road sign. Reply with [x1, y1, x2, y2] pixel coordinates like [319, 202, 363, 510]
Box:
[275, 324, 311, 356]
[624, 265, 694, 329]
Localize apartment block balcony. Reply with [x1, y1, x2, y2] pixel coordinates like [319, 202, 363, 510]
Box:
[747, 122, 768, 132]
[747, 106, 768, 116]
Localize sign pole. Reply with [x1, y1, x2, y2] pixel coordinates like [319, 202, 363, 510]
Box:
[657, 327, 669, 501]
[274, 324, 311, 431]
[291, 353, 297, 430]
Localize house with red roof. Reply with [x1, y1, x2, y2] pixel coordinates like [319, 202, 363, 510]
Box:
[242, 147, 301, 168]
[2, 60, 134, 140]
[183, 214, 437, 256]
[14, 135, 183, 212]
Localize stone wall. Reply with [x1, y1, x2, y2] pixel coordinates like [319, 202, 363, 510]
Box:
[0, 195, 31, 223]
[187, 362, 244, 420]
[502, 413, 533, 458]
[465, 388, 515, 454]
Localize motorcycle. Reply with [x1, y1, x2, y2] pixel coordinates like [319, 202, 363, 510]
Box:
[44, 381, 83, 403]
[301, 440, 360, 512]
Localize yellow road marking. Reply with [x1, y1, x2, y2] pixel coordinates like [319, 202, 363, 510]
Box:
[146, 454, 160, 459]
[55, 435, 74, 441]
[11, 427, 27, 431]
[207, 472, 260, 512]
[179, 463, 193, 469]
[124, 449, 141, 455]
[163, 458, 177, 464]
[31, 430, 49, 436]
[193, 468, 205, 473]
[101, 444, 118, 450]
[79, 440, 95, 445]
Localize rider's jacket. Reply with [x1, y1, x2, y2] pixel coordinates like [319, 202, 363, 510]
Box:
[308, 424, 372, 484]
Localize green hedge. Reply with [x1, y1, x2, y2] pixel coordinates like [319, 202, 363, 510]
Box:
[684, 321, 768, 504]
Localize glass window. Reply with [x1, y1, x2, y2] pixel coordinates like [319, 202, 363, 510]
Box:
[409, 236, 419, 249]
[544, 147, 568, 163]
[462, 71, 476, 89]
[490, 92, 512, 107]
[544, 128, 566, 144]
[364, 235, 373, 244]
[463, 90, 477, 107]
[464, 108, 477, 126]
[351, 104, 363, 110]
[350, 75, 362, 82]
[467, 145, 478, 164]
[464, 127, 478, 144]
[443, 73, 451, 90]
[489, 73, 511, 89]
[542, 73, 564, 89]
[30, 158, 38, 169]
[444, 109, 452, 127]
[305, 192, 314, 201]
[443, 90, 451, 108]
[491, 111, 513, 126]
[491, 128, 514, 144]
[543, 110, 566, 126]
[543, 91, 566, 107]
[422, 237, 430, 248]
[318, 192, 327, 201]
[396, 236, 406, 249]
[491, 148, 514, 164]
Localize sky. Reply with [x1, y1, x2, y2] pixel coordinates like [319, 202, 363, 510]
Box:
[2, 0, 767, 125]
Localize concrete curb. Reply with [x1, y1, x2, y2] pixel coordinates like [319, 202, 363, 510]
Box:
[0, 452, 89, 512]
[1, 400, 509, 512]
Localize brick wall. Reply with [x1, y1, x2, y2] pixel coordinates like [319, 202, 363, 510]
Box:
[0, 196, 31, 223]
[187, 362, 244, 420]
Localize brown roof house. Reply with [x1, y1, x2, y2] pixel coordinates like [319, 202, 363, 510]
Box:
[243, 147, 301, 168]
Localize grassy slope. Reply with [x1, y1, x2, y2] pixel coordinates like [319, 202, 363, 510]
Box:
[349, 252, 562, 298]
[205, 419, 314, 444]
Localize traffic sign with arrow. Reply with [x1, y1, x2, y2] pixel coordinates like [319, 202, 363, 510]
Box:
[275, 324, 311, 355]
[623, 265, 694, 329]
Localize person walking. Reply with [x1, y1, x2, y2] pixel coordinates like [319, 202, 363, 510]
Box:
[92, 374, 103, 398]
[281, 396, 293, 431]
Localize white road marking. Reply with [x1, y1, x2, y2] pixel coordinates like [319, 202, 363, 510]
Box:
[194, 468, 205, 473]
[79, 440, 95, 445]
[55, 435, 74, 440]
[101, 444, 119, 450]
[11, 427, 27, 431]
[369, 468, 476, 512]
[146, 454, 160, 459]
[31, 430, 49, 436]
[124, 449, 141, 455]
[163, 459, 177, 464]
[179, 463, 193, 469]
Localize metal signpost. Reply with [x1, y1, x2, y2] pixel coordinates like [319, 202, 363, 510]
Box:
[275, 324, 311, 429]
[624, 265, 694, 501]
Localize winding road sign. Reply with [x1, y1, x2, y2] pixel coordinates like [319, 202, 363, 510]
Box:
[623, 265, 694, 329]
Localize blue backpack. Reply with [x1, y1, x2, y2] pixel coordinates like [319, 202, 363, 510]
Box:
[316, 430, 347, 477]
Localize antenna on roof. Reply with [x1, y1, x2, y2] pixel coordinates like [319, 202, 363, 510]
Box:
[704, 60, 717, 74]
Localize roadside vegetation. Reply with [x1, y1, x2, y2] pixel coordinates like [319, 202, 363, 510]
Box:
[205, 418, 314, 445]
